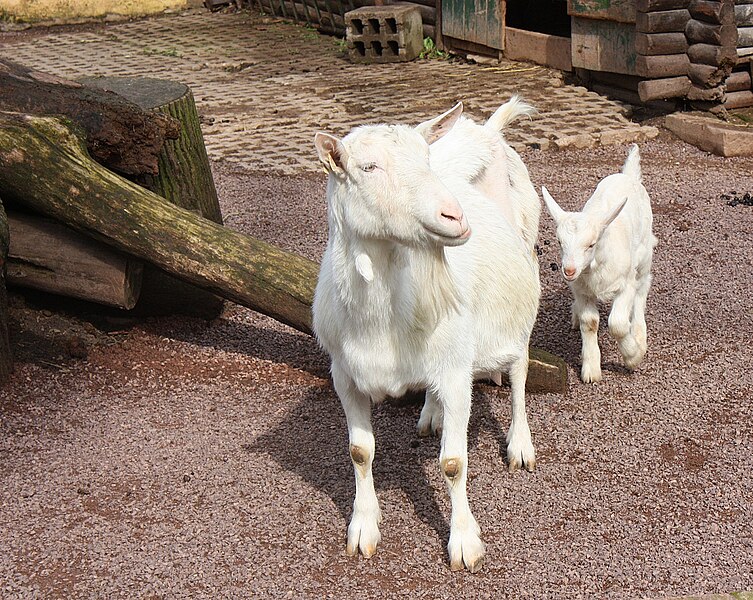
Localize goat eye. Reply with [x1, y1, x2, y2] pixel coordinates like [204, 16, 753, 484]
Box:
[361, 162, 377, 173]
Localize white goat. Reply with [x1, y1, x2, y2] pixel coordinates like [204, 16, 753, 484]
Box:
[312, 98, 540, 573]
[541, 144, 657, 383]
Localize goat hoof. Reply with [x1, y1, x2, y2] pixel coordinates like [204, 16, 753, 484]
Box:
[580, 365, 602, 383]
[448, 528, 485, 573]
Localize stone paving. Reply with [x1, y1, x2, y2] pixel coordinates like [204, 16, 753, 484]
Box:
[0, 7, 659, 174]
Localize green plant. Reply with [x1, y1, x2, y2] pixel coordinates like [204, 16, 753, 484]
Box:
[335, 37, 348, 53]
[142, 47, 181, 57]
[419, 37, 447, 60]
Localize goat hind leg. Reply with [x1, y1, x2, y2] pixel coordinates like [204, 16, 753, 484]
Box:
[438, 374, 485, 573]
[417, 389, 443, 437]
[505, 353, 536, 472]
[608, 285, 642, 370]
[332, 364, 382, 558]
[631, 272, 652, 364]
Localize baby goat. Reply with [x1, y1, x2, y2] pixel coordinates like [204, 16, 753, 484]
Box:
[312, 99, 540, 573]
[541, 144, 657, 383]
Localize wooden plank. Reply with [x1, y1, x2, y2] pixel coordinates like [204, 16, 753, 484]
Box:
[724, 89, 753, 106]
[589, 69, 642, 89]
[504, 27, 572, 71]
[739, 26, 753, 47]
[726, 69, 752, 91]
[590, 82, 643, 104]
[7, 212, 143, 309]
[567, 0, 636, 23]
[636, 0, 689, 11]
[736, 4, 753, 26]
[441, 0, 504, 50]
[687, 41, 737, 64]
[571, 17, 638, 74]
[635, 31, 688, 54]
[635, 52, 691, 76]
[636, 8, 690, 32]
[686, 17, 737, 44]
[688, 61, 729, 85]
[637, 75, 691, 99]
[688, 0, 733, 25]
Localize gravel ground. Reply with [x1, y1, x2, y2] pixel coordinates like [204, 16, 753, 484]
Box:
[1, 130, 752, 598]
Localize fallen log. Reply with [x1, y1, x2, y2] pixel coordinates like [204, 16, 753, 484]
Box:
[0, 111, 568, 393]
[0, 58, 179, 177]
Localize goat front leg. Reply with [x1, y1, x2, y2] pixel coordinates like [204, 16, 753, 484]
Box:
[505, 351, 536, 472]
[575, 296, 602, 383]
[437, 377, 485, 573]
[332, 364, 382, 558]
[608, 284, 642, 370]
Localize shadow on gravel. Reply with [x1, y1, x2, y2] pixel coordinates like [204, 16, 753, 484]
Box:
[248, 383, 512, 545]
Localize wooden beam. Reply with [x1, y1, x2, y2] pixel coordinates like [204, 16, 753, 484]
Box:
[567, 0, 636, 23]
[724, 89, 753, 107]
[504, 27, 572, 72]
[636, 0, 689, 11]
[736, 4, 753, 26]
[688, 41, 738, 64]
[637, 75, 692, 100]
[635, 31, 688, 54]
[6, 211, 143, 309]
[636, 9, 690, 33]
[726, 69, 752, 91]
[688, 0, 733, 25]
[636, 53, 690, 77]
[686, 18, 737, 45]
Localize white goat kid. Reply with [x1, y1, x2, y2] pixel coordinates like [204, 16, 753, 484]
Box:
[312, 99, 540, 573]
[541, 144, 657, 383]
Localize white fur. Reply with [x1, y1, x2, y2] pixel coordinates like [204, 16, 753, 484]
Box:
[312, 98, 540, 573]
[541, 144, 658, 383]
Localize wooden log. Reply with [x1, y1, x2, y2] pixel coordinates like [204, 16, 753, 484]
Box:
[0, 112, 568, 393]
[638, 75, 692, 100]
[635, 31, 689, 55]
[636, 9, 690, 33]
[688, 41, 738, 64]
[739, 26, 753, 47]
[0, 198, 12, 381]
[688, 0, 733, 25]
[724, 89, 753, 107]
[0, 58, 179, 178]
[636, 0, 689, 11]
[686, 83, 726, 99]
[686, 18, 737, 45]
[591, 82, 643, 105]
[726, 69, 752, 91]
[503, 27, 573, 72]
[636, 53, 690, 76]
[567, 0, 636, 23]
[736, 4, 753, 26]
[6, 211, 142, 309]
[688, 61, 730, 85]
[81, 77, 225, 320]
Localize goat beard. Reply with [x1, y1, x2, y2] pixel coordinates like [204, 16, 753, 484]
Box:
[409, 246, 463, 331]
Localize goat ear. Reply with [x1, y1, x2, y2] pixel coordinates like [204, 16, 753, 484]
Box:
[541, 186, 566, 223]
[600, 196, 628, 231]
[314, 132, 347, 175]
[415, 102, 463, 144]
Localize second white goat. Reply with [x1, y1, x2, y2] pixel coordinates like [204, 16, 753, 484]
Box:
[541, 144, 657, 383]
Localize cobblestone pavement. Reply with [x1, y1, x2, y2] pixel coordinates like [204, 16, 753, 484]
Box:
[0, 7, 659, 175]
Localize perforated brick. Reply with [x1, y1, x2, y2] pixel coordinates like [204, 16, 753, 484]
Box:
[345, 5, 423, 64]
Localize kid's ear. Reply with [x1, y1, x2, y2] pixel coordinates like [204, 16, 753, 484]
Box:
[600, 196, 628, 231]
[415, 102, 463, 145]
[314, 132, 347, 175]
[541, 186, 566, 224]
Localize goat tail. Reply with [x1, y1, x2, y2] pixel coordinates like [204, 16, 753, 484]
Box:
[622, 143, 642, 182]
[485, 96, 536, 132]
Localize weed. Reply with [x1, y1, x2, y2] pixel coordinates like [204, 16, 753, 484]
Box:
[419, 37, 447, 60]
[142, 47, 181, 57]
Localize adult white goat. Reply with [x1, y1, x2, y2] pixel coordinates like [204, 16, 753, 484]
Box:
[312, 98, 540, 573]
[541, 144, 657, 383]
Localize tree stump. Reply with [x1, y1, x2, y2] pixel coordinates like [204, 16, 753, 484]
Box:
[0, 198, 13, 381]
[81, 76, 225, 319]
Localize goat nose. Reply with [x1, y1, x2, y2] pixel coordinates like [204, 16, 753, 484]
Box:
[563, 266, 576, 277]
[441, 209, 462, 222]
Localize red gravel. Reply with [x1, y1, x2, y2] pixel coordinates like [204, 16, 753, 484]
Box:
[1, 132, 752, 598]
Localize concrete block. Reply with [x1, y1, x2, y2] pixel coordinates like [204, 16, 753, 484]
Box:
[664, 112, 753, 156]
[345, 4, 423, 64]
